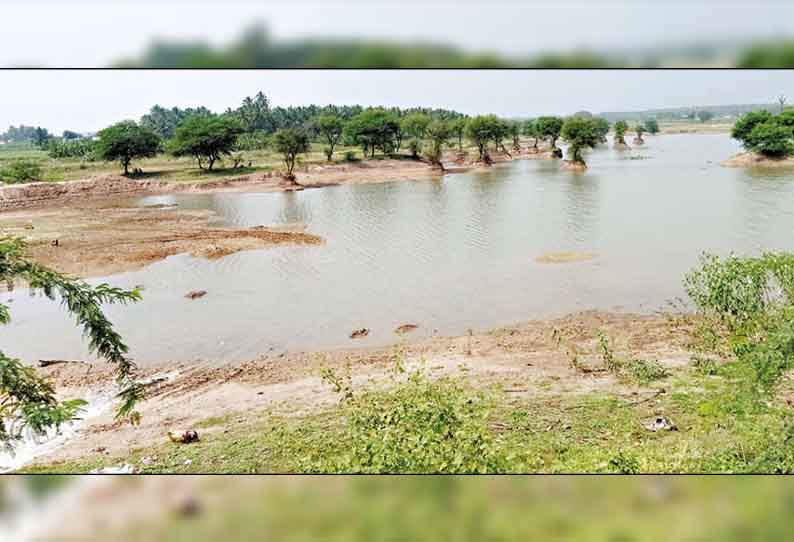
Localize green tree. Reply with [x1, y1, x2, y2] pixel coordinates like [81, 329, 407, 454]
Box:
[522, 119, 541, 150]
[745, 121, 794, 157]
[234, 91, 273, 133]
[732, 110, 773, 145]
[0, 238, 143, 447]
[168, 115, 243, 171]
[314, 115, 345, 161]
[448, 118, 467, 152]
[561, 117, 600, 165]
[508, 121, 522, 151]
[644, 118, 659, 134]
[401, 113, 431, 158]
[95, 121, 161, 175]
[696, 110, 715, 123]
[464, 115, 502, 164]
[535, 116, 564, 151]
[32, 127, 50, 148]
[424, 121, 450, 168]
[140, 105, 213, 140]
[273, 128, 311, 179]
[614, 121, 628, 146]
[344, 109, 401, 158]
[593, 118, 610, 143]
[634, 123, 646, 144]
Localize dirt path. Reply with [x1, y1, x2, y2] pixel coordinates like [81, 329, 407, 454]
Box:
[32, 310, 693, 467]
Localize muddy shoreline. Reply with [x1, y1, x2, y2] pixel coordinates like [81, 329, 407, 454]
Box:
[27, 309, 693, 469]
[721, 152, 794, 168]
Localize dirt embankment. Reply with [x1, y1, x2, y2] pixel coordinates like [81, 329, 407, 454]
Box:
[32, 310, 693, 467]
[0, 203, 323, 278]
[721, 152, 794, 168]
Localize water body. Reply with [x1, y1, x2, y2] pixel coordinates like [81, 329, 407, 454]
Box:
[4, 134, 794, 365]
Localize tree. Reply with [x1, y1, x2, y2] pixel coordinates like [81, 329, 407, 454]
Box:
[778, 94, 787, 113]
[633, 123, 646, 144]
[644, 118, 659, 134]
[593, 117, 610, 143]
[424, 120, 450, 169]
[168, 115, 243, 171]
[522, 120, 541, 151]
[560, 117, 600, 166]
[62, 130, 81, 140]
[140, 105, 213, 140]
[0, 237, 143, 447]
[344, 109, 401, 158]
[401, 113, 431, 158]
[744, 121, 794, 157]
[732, 110, 773, 147]
[448, 118, 467, 152]
[535, 116, 564, 151]
[96, 121, 161, 175]
[234, 91, 272, 133]
[273, 128, 311, 179]
[508, 121, 522, 151]
[696, 110, 715, 123]
[464, 115, 502, 164]
[613, 121, 628, 146]
[32, 127, 50, 148]
[315, 115, 345, 161]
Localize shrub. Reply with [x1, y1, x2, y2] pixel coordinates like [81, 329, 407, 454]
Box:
[0, 160, 42, 183]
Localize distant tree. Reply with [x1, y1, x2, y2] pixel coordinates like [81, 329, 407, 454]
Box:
[140, 105, 213, 140]
[314, 115, 345, 161]
[273, 128, 311, 180]
[0, 237, 143, 448]
[644, 118, 660, 134]
[464, 115, 502, 164]
[96, 121, 161, 175]
[424, 120, 450, 168]
[508, 121, 522, 151]
[778, 94, 788, 113]
[732, 110, 774, 147]
[522, 119, 541, 151]
[234, 91, 273, 133]
[696, 110, 715, 123]
[535, 116, 564, 152]
[633, 123, 646, 144]
[344, 109, 401, 158]
[401, 113, 432, 158]
[448, 118, 467, 152]
[561, 117, 600, 166]
[62, 130, 81, 140]
[32, 127, 50, 148]
[593, 117, 610, 143]
[613, 121, 628, 146]
[744, 121, 794, 157]
[168, 115, 243, 170]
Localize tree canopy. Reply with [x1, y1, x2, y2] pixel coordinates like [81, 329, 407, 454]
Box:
[344, 109, 401, 158]
[732, 110, 794, 158]
[314, 115, 345, 161]
[0, 237, 143, 447]
[464, 115, 503, 163]
[168, 115, 243, 170]
[561, 117, 601, 165]
[273, 128, 311, 178]
[95, 121, 161, 175]
[535, 116, 564, 149]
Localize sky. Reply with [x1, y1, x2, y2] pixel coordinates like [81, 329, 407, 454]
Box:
[1, 70, 792, 134]
[3, 1, 794, 66]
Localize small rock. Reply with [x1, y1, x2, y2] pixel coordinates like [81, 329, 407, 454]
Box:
[168, 430, 200, 444]
[644, 416, 677, 432]
[349, 328, 370, 339]
[185, 290, 207, 300]
[395, 323, 419, 334]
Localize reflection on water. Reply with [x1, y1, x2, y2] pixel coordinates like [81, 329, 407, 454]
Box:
[5, 134, 794, 365]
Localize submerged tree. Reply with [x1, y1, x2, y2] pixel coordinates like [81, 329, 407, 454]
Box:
[0, 238, 143, 448]
[613, 120, 628, 147]
[314, 114, 345, 161]
[95, 121, 161, 175]
[168, 115, 243, 171]
[633, 123, 646, 145]
[560, 117, 600, 166]
[535, 116, 564, 156]
[593, 117, 610, 144]
[273, 128, 311, 180]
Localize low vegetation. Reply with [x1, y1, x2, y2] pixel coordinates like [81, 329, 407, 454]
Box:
[732, 109, 794, 158]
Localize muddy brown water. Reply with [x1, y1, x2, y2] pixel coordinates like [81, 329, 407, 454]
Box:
[4, 134, 794, 365]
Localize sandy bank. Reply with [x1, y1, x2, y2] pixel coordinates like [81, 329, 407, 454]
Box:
[0, 203, 323, 278]
[27, 309, 693, 469]
[721, 152, 794, 168]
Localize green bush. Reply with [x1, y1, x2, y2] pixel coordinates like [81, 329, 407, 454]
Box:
[308, 358, 508, 473]
[0, 160, 42, 183]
